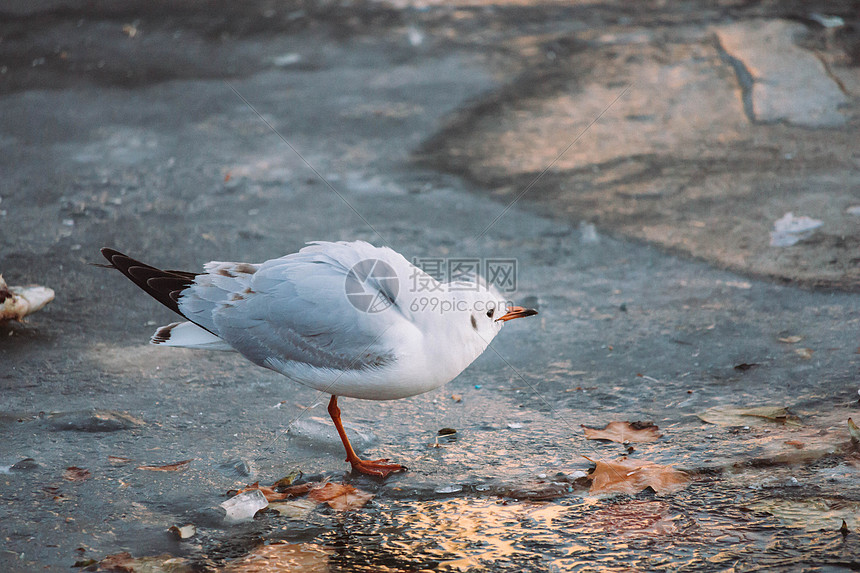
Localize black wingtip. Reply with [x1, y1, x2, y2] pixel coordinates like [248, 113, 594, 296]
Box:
[98, 248, 196, 318]
[100, 247, 125, 267]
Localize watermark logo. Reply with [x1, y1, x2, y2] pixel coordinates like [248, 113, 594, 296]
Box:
[411, 257, 517, 293]
[344, 259, 399, 314]
[345, 257, 520, 314]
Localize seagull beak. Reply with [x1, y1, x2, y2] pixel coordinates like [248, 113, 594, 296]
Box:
[495, 306, 539, 322]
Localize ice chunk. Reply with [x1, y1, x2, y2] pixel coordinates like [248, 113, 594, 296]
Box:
[221, 489, 268, 523]
[769, 212, 823, 247]
[579, 221, 600, 244]
[434, 484, 463, 494]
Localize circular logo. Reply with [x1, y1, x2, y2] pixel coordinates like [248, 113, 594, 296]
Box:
[344, 259, 399, 314]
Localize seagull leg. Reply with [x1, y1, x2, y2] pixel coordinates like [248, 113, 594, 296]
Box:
[327, 395, 406, 478]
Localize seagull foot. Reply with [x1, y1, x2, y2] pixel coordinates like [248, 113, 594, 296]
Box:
[349, 458, 407, 478]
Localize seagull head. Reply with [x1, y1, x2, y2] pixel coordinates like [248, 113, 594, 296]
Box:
[426, 281, 538, 348]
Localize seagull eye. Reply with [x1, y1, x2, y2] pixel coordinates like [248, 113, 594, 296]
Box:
[486, 308, 494, 319]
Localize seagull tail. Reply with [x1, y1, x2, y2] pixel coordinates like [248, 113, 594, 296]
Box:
[151, 321, 234, 351]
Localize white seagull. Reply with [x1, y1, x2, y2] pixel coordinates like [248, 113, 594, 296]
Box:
[101, 241, 537, 477]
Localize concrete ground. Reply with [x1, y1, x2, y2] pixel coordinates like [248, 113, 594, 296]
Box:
[1, 1, 859, 571]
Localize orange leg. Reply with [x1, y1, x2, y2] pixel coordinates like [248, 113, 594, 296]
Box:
[327, 395, 406, 478]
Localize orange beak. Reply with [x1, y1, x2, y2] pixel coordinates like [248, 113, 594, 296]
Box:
[495, 306, 539, 322]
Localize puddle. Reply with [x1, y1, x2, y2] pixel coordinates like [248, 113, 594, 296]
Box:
[191, 465, 860, 572]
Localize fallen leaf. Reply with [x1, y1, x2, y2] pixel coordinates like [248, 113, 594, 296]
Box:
[849, 418, 860, 444]
[63, 467, 91, 482]
[589, 457, 688, 495]
[778, 335, 803, 344]
[308, 482, 374, 511]
[582, 421, 662, 443]
[237, 481, 316, 502]
[269, 498, 319, 520]
[273, 470, 303, 488]
[99, 551, 193, 572]
[794, 348, 814, 360]
[784, 440, 805, 449]
[697, 406, 800, 427]
[222, 542, 331, 573]
[451, 394, 462, 403]
[135, 459, 191, 472]
[108, 456, 133, 465]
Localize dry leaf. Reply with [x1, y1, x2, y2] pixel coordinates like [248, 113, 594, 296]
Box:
[269, 498, 319, 520]
[778, 335, 803, 343]
[784, 440, 805, 449]
[582, 421, 662, 443]
[451, 394, 462, 403]
[273, 470, 303, 488]
[222, 542, 331, 573]
[849, 418, 860, 444]
[135, 459, 191, 472]
[99, 551, 193, 572]
[238, 481, 316, 502]
[63, 467, 91, 482]
[794, 348, 814, 359]
[308, 482, 374, 511]
[589, 457, 688, 495]
[108, 456, 133, 465]
[697, 406, 800, 427]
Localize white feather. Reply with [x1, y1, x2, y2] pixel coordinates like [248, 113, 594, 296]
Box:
[151, 321, 234, 351]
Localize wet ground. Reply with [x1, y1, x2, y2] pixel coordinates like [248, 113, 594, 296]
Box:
[1, 1, 859, 571]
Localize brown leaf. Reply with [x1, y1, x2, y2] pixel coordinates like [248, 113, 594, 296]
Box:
[849, 418, 860, 444]
[135, 459, 191, 472]
[108, 456, 133, 465]
[99, 551, 193, 572]
[269, 498, 319, 520]
[222, 542, 331, 573]
[237, 481, 316, 502]
[697, 406, 800, 427]
[582, 421, 662, 443]
[589, 457, 688, 495]
[784, 440, 805, 449]
[63, 467, 91, 482]
[273, 470, 303, 488]
[308, 482, 374, 511]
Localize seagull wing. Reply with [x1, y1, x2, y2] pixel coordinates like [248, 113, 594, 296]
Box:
[180, 241, 411, 373]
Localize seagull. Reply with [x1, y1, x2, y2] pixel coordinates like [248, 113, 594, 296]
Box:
[101, 241, 537, 477]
